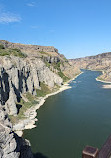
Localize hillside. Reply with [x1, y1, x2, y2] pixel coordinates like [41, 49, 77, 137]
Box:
[69, 52, 111, 82]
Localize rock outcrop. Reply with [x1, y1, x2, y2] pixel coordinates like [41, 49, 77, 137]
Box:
[0, 56, 63, 116]
[0, 40, 58, 57]
[0, 107, 33, 158]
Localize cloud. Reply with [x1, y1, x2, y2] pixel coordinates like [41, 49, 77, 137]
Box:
[0, 12, 21, 23]
[27, 2, 36, 7]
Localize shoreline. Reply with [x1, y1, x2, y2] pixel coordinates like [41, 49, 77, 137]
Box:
[96, 78, 111, 84]
[95, 71, 111, 88]
[13, 72, 83, 137]
[87, 69, 111, 84]
[82, 69, 111, 87]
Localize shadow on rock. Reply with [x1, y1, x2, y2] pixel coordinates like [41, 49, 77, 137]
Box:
[33, 152, 49, 158]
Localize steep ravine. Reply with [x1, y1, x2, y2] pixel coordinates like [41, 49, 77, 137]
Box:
[0, 40, 80, 157]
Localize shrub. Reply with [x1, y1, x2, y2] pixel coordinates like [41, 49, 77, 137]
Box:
[36, 82, 51, 97]
[9, 48, 27, 58]
[0, 44, 5, 49]
[0, 49, 10, 56]
[58, 71, 69, 82]
[39, 51, 48, 55]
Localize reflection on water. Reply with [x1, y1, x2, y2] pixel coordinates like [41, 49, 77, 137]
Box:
[24, 70, 111, 158]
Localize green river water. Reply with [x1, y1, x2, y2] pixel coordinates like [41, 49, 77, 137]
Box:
[24, 70, 111, 158]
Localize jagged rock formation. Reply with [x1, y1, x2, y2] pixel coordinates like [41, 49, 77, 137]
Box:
[0, 107, 33, 158]
[0, 56, 63, 116]
[69, 52, 111, 82]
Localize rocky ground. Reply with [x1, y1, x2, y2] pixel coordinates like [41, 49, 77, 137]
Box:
[0, 107, 33, 158]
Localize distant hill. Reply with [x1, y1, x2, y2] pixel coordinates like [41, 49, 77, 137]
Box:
[69, 52, 111, 82]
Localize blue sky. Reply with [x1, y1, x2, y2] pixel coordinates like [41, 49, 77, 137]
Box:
[0, 0, 111, 59]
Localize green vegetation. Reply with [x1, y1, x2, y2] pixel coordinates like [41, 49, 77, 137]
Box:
[0, 44, 5, 49]
[8, 115, 19, 125]
[52, 61, 61, 70]
[58, 71, 70, 82]
[9, 84, 52, 124]
[45, 61, 61, 70]
[9, 93, 38, 124]
[0, 49, 10, 56]
[45, 62, 50, 68]
[0, 46, 27, 58]
[36, 82, 51, 97]
[39, 51, 49, 55]
[97, 76, 104, 81]
[17, 99, 38, 119]
[45, 61, 70, 82]
[9, 48, 27, 58]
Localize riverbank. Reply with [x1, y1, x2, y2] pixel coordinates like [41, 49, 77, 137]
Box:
[13, 72, 83, 137]
[83, 69, 111, 87]
[96, 78, 111, 84]
[24, 68, 111, 158]
[96, 73, 111, 89]
[87, 69, 111, 85]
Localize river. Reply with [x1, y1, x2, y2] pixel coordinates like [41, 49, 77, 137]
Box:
[24, 70, 111, 158]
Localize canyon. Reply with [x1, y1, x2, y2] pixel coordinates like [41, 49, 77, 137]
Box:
[0, 40, 80, 158]
[0, 40, 111, 157]
[69, 52, 111, 82]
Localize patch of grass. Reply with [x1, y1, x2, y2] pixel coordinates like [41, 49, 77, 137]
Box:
[0, 47, 27, 58]
[39, 51, 48, 55]
[45, 61, 69, 82]
[45, 61, 51, 68]
[0, 44, 5, 49]
[9, 93, 38, 124]
[58, 71, 69, 82]
[0, 49, 10, 56]
[97, 76, 104, 81]
[25, 92, 35, 102]
[45, 61, 61, 70]
[9, 48, 27, 58]
[36, 82, 51, 97]
[17, 100, 34, 119]
[52, 61, 61, 71]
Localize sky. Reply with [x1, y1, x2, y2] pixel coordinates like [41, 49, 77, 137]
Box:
[0, 0, 111, 59]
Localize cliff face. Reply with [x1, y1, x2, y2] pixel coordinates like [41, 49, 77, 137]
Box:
[0, 107, 33, 158]
[0, 40, 59, 57]
[0, 40, 78, 157]
[69, 52, 111, 82]
[0, 56, 63, 116]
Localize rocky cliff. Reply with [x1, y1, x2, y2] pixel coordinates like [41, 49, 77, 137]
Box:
[0, 56, 63, 116]
[0, 107, 33, 158]
[0, 40, 59, 57]
[0, 40, 79, 157]
[69, 52, 111, 82]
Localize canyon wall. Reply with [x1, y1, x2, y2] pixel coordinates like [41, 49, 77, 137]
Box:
[0, 56, 63, 116]
[69, 52, 111, 82]
[1, 40, 111, 157]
